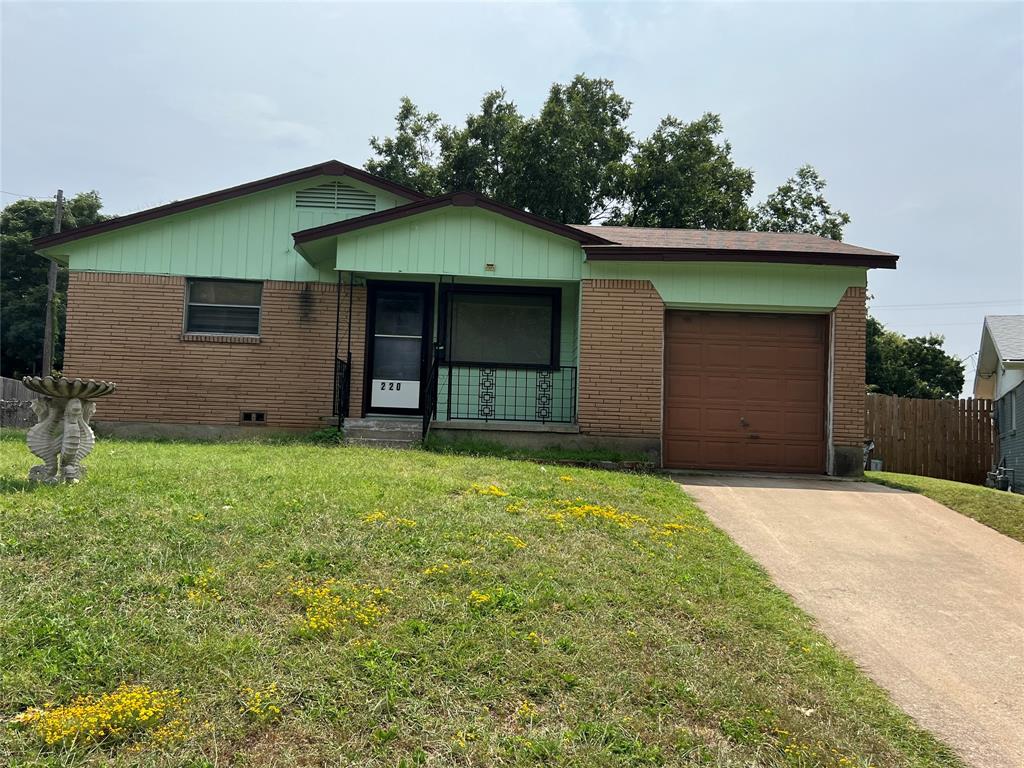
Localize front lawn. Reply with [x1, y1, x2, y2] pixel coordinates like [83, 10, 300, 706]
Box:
[0, 433, 958, 767]
[867, 471, 1024, 543]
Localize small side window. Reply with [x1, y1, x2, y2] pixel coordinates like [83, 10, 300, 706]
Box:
[186, 279, 262, 336]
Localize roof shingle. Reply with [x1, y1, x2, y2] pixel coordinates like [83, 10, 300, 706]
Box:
[572, 225, 896, 258]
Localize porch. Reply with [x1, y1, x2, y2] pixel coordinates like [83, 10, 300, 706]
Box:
[330, 276, 580, 436]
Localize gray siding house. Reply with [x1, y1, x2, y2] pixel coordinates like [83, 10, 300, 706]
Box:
[974, 315, 1024, 492]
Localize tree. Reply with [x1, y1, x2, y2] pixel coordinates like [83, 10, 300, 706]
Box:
[365, 97, 444, 196]
[365, 75, 633, 223]
[365, 77, 848, 231]
[752, 164, 850, 241]
[506, 75, 632, 223]
[436, 89, 523, 199]
[1, 192, 106, 378]
[866, 315, 965, 399]
[607, 113, 754, 230]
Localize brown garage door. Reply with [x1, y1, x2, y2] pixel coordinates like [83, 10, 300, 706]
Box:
[664, 311, 828, 473]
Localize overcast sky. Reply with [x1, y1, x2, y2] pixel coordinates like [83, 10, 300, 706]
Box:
[3, 1, 1022, 393]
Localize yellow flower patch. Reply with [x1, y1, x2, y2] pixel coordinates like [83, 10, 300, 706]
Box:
[542, 499, 705, 545]
[362, 510, 417, 527]
[238, 683, 282, 722]
[12, 683, 184, 748]
[472, 483, 509, 497]
[422, 559, 474, 577]
[502, 533, 527, 549]
[185, 568, 222, 603]
[514, 699, 537, 720]
[288, 578, 392, 633]
[468, 589, 492, 606]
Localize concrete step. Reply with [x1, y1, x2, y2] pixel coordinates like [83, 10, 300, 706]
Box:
[343, 437, 418, 449]
[342, 417, 422, 440]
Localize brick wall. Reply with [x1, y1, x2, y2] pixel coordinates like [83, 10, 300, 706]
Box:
[63, 272, 366, 429]
[831, 285, 866, 447]
[578, 279, 664, 438]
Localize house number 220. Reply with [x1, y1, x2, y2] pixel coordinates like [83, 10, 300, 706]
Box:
[380, 381, 401, 391]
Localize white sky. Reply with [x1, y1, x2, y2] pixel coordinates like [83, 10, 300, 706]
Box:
[2, 1, 1022, 394]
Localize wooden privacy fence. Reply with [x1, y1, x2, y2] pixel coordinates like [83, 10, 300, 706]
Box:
[864, 393, 994, 484]
[1, 375, 40, 428]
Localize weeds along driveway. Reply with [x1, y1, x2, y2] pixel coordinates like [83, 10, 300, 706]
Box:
[679, 475, 1024, 768]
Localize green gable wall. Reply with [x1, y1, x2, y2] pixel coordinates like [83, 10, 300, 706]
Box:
[334, 207, 583, 281]
[49, 176, 409, 283]
[583, 260, 867, 312]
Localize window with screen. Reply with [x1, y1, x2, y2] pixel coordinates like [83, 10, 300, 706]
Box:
[185, 279, 262, 336]
[443, 288, 559, 368]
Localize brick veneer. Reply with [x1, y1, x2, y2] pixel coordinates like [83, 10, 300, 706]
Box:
[63, 272, 366, 429]
[577, 279, 664, 438]
[831, 285, 867, 462]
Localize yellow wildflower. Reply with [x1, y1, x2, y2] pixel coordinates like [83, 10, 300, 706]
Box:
[288, 578, 392, 633]
[238, 683, 282, 722]
[502, 534, 527, 549]
[12, 684, 184, 747]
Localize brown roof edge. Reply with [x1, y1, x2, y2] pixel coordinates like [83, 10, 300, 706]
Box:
[582, 245, 899, 269]
[33, 160, 428, 250]
[292, 191, 617, 246]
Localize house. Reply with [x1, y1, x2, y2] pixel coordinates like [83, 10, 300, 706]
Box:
[973, 315, 1023, 491]
[33, 160, 898, 476]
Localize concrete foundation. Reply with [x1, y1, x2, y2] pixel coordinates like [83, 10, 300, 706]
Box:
[429, 421, 661, 462]
[93, 420, 305, 441]
[832, 444, 865, 477]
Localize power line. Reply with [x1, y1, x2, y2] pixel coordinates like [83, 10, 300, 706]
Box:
[0, 190, 52, 200]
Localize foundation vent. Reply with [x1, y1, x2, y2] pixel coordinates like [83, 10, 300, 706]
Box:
[240, 410, 267, 425]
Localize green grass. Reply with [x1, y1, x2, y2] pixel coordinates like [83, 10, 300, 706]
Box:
[424, 435, 651, 465]
[866, 471, 1024, 543]
[0, 433, 959, 767]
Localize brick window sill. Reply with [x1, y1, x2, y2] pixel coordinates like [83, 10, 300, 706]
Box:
[181, 333, 261, 344]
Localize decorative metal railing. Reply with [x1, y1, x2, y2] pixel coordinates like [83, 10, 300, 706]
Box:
[422, 346, 441, 439]
[436, 365, 577, 424]
[334, 357, 350, 420]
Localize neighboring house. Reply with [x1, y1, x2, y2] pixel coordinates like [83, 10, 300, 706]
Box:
[973, 315, 1024, 491]
[33, 160, 898, 476]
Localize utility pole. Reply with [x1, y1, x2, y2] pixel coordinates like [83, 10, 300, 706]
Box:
[41, 189, 63, 375]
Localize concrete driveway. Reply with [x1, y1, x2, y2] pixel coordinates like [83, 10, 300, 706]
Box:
[679, 475, 1024, 768]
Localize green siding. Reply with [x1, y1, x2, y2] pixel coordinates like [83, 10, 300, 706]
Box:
[583, 261, 867, 311]
[51, 176, 408, 282]
[335, 207, 583, 281]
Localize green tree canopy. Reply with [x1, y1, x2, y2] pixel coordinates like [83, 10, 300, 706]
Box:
[607, 113, 754, 229]
[366, 75, 633, 223]
[505, 75, 632, 223]
[1, 192, 106, 378]
[365, 77, 847, 233]
[752, 164, 850, 241]
[365, 97, 443, 196]
[866, 315, 965, 399]
[436, 88, 523, 199]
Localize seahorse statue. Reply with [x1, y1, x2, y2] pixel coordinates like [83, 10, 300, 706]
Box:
[59, 398, 96, 482]
[26, 398, 63, 483]
[22, 376, 116, 484]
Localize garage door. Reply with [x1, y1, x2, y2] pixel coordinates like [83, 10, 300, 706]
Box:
[664, 311, 828, 473]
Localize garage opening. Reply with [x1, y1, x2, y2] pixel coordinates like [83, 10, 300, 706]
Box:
[663, 311, 828, 473]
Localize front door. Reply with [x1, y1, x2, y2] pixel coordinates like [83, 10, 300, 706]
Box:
[365, 283, 433, 414]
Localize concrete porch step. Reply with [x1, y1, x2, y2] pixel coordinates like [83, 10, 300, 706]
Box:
[343, 437, 418, 449]
[340, 416, 422, 448]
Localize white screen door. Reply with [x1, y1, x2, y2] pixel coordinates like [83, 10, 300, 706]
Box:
[370, 288, 425, 411]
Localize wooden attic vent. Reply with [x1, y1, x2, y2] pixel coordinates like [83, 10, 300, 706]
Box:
[296, 181, 376, 211]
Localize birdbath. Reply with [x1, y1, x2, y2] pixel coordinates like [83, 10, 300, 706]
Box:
[22, 376, 117, 484]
